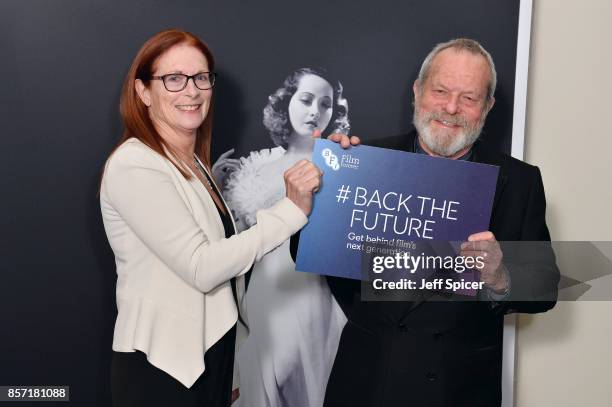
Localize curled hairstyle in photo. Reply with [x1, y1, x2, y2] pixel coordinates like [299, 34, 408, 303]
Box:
[263, 67, 351, 148]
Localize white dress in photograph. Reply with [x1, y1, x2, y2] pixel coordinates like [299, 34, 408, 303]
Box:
[223, 147, 347, 407]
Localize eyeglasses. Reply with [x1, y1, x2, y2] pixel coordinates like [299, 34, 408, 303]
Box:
[150, 72, 217, 92]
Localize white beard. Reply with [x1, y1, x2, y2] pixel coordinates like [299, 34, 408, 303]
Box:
[413, 106, 486, 157]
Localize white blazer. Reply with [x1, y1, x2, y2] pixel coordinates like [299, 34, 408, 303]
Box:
[100, 138, 307, 388]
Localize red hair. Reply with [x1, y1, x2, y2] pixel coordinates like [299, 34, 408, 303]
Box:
[113, 29, 215, 177]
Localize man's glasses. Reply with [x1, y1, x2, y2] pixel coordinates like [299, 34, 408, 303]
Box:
[150, 72, 217, 92]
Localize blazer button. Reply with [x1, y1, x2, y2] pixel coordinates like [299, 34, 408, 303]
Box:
[426, 372, 438, 382]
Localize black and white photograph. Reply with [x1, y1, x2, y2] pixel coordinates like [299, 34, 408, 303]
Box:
[217, 67, 350, 407]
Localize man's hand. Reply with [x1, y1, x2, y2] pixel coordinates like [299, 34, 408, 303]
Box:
[460, 231, 508, 294]
[326, 132, 361, 149]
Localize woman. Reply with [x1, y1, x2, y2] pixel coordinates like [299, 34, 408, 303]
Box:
[214, 67, 349, 206]
[214, 68, 350, 407]
[100, 30, 321, 407]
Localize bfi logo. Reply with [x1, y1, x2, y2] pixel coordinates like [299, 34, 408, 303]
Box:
[322, 148, 360, 171]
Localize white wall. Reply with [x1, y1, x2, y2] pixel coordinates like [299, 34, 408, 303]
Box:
[517, 1, 612, 405]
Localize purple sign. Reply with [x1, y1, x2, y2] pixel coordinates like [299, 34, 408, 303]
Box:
[296, 140, 499, 296]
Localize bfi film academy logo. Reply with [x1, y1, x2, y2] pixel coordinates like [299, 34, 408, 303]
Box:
[322, 148, 359, 171]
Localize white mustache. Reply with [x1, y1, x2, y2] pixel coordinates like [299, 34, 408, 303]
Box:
[424, 111, 468, 128]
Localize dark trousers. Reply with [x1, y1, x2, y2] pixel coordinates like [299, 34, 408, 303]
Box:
[111, 325, 236, 407]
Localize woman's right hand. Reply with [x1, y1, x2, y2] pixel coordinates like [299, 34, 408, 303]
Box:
[212, 149, 241, 187]
[284, 159, 322, 216]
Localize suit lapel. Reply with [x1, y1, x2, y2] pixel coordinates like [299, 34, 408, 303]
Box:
[396, 136, 507, 319]
[471, 142, 509, 220]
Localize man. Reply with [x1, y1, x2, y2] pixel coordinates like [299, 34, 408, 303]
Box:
[292, 38, 559, 407]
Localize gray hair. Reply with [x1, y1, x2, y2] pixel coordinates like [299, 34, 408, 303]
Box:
[416, 38, 497, 101]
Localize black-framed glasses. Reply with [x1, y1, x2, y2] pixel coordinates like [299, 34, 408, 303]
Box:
[150, 72, 217, 92]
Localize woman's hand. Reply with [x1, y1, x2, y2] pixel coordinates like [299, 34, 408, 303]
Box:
[212, 149, 241, 187]
[284, 159, 322, 216]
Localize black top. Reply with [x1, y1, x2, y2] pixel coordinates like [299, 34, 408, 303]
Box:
[198, 167, 236, 238]
[198, 166, 248, 327]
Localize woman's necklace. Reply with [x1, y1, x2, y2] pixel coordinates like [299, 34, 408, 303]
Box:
[193, 156, 213, 190]
[193, 156, 229, 217]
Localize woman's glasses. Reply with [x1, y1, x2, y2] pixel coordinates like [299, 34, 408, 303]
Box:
[150, 72, 216, 92]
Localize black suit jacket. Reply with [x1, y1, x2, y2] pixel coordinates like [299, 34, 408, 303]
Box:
[290, 131, 559, 407]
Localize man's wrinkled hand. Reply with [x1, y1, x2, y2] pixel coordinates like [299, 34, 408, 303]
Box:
[326, 133, 360, 149]
[460, 231, 508, 293]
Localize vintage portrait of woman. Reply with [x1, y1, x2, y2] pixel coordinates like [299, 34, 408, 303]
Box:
[214, 67, 350, 407]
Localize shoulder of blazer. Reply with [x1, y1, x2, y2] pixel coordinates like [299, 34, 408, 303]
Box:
[105, 138, 175, 175]
[101, 139, 181, 205]
[472, 141, 541, 182]
[472, 141, 544, 221]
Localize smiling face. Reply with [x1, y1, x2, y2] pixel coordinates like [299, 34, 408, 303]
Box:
[413, 48, 494, 158]
[288, 74, 334, 138]
[136, 43, 212, 139]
